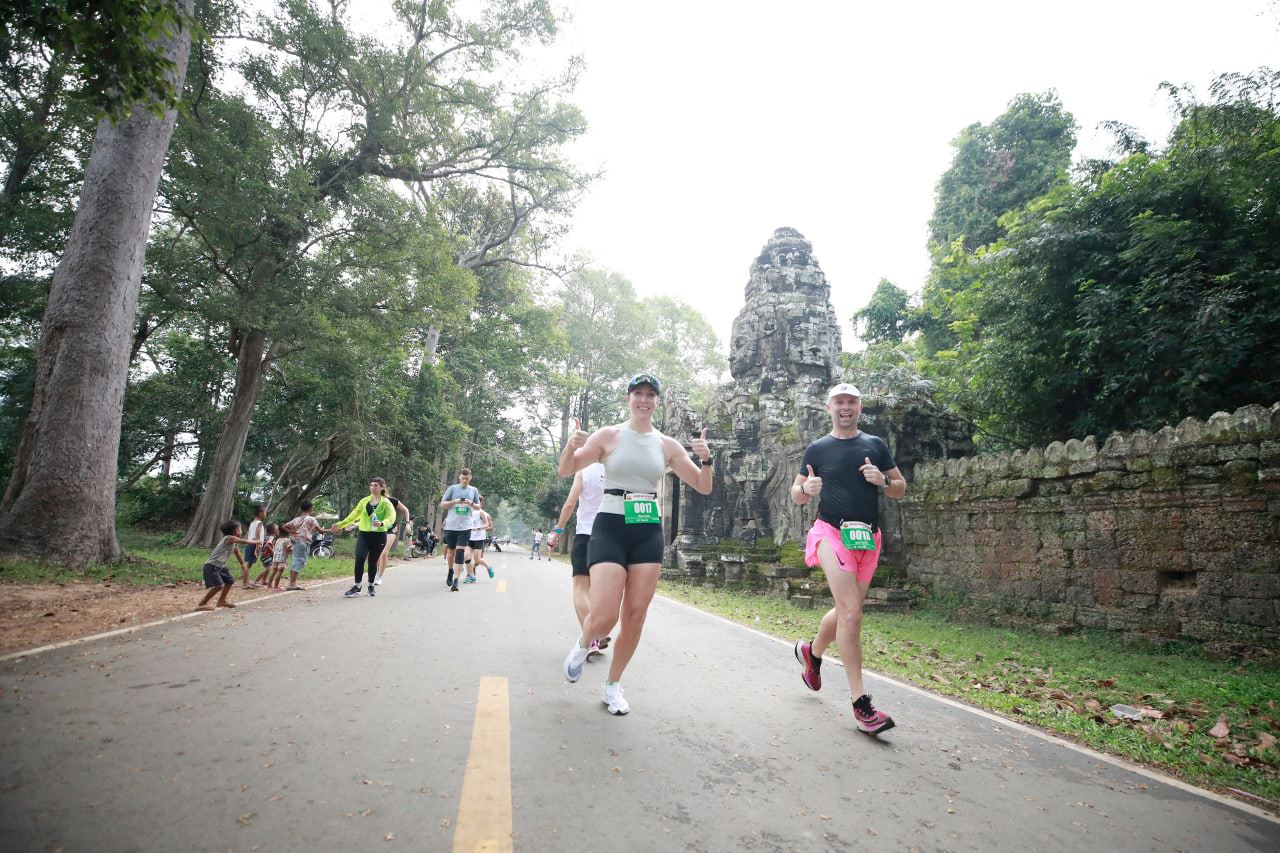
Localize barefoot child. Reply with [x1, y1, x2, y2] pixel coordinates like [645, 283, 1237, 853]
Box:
[263, 523, 284, 589]
[282, 500, 327, 591]
[246, 505, 268, 588]
[196, 520, 255, 611]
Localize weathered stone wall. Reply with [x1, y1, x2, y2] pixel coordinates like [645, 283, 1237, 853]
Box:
[904, 404, 1280, 648]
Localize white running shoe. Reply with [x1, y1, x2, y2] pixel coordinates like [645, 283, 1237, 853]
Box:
[563, 642, 590, 683]
[602, 682, 629, 715]
[374, 578, 383, 585]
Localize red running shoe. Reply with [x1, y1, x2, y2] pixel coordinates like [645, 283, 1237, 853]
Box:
[852, 694, 895, 735]
[794, 640, 822, 691]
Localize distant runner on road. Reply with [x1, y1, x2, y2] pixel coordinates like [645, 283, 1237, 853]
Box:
[557, 373, 713, 716]
[530, 528, 544, 560]
[791, 382, 906, 735]
[464, 495, 494, 582]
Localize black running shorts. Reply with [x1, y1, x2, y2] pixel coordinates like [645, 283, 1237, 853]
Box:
[586, 512, 663, 570]
[444, 529, 470, 549]
[571, 533, 591, 577]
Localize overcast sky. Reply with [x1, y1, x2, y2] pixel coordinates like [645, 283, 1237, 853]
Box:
[538, 0, 1279, 351]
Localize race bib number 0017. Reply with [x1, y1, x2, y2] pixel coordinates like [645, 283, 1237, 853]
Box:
[623, 493, 660, 525]
[839, 521, 876, 551]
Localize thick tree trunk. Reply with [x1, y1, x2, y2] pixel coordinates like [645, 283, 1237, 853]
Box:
[0, 13, 193, 569]
[179, 329, 268, 547]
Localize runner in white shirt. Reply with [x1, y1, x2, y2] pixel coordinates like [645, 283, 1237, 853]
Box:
[550, 444, 609, 657]
[464, 496, 494, 582]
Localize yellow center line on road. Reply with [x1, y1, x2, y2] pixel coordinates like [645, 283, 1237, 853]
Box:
[496, 579, 508, 593]
[452, 676, 512, 853]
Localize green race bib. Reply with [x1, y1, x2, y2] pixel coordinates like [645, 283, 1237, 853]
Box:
[840, 521, 876, 551]
[454, 504, 472, 516]
[623, 493, 660, 524]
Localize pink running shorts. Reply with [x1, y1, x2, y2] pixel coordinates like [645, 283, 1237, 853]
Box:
[805, 518, 882, 584]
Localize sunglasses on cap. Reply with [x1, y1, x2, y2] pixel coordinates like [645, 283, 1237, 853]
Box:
[627, 373, 662, 395]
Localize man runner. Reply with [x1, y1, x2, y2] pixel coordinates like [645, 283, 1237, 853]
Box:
[530, 528, 543, 560]
[549, 437, 609, 658]
[791, 382, 906, 735]
[440, 469, 480, 592]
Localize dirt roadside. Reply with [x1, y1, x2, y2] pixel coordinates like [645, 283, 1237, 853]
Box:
[0, 579, 338, 657]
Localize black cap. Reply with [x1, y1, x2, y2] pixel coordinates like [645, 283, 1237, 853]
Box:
[627, 373, 662, 395]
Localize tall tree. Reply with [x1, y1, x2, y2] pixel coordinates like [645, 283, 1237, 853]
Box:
[924, 70, 1280, 445]
[917, 91, 1077, 361]
[173, 0, 587, 546]
[852, 279, 912, 345]
[0, 1, 195, 568]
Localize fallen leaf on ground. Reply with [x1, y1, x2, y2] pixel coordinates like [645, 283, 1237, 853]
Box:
[1258, 732, 1277, 751]
[385, 834, 395, 841]
[1139, 708, 1164, 719]
[1209, 715, 1230, 739]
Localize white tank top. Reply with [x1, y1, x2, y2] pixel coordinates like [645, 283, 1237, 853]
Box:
[600, 422, 667, 515]
[577, 462, 606, 535]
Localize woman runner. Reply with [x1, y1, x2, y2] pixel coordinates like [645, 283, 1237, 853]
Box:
[557, 373, 712, 715]
[335, 477, 395, 597]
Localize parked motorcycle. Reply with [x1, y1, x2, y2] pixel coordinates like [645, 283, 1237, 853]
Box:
[310, 533, 335, 559]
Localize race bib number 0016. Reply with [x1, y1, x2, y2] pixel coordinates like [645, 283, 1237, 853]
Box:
[623, 493, 660, 525]
[839, 521, 876, 551]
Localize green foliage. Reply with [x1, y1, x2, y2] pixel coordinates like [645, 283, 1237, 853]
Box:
[928, 91, 1076, 253]
[852, 279, 912, 345]
[924, 70, 1280, 445]
[2, 0, 196, 120]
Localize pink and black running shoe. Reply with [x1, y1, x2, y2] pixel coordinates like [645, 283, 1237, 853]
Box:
[794, 640, 822, 691]
[852, 694, 895, 735]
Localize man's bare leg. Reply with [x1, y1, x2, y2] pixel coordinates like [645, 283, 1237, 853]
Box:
[810, 540, 872, 698]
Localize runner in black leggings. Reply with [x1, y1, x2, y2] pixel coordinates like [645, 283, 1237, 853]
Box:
[335, 477, 396, 598]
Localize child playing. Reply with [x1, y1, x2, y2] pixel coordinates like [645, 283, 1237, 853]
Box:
[245, 505, 268, 588]
[281, 500, 327, 591]
[196, 520, 256, 611]
[262, 523, 283, 589]
[274, 533, 294, 590]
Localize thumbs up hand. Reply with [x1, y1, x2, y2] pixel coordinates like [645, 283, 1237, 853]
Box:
[691, 427, 711, 463]
[802, 464, 823, 497]
[568, 417, 588, 450]
[860, 456, 885, 486]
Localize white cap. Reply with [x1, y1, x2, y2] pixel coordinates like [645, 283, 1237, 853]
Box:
[826, 382, 862, 400]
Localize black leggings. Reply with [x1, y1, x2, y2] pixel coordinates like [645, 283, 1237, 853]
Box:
[354, 532, 387, 584]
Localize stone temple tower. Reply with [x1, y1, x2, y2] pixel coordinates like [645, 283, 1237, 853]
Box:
[729, 227, 842, 394]
[662, 228, 843, 549]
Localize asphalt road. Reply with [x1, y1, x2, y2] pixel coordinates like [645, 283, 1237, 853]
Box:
[0, 548, 1276, 852]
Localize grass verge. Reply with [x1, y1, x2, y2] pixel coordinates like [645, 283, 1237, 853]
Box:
[0, 528, 359, 585]
[659, 581, 1280, 809]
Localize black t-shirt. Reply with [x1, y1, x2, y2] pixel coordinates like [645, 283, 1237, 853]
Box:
[799, 432, 896, 530]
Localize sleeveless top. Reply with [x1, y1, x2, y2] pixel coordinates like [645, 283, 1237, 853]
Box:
[207, 536, 237, 568]
[600, 423, 666, 516]
[577, 462, 607, 535]
[470, 510, 488, 540]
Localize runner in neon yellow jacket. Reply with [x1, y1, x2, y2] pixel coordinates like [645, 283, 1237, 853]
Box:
[336, 477, 396, 596]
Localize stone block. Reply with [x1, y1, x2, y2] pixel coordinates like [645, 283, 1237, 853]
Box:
[1151, 468, 1184, 489]
[1233, 574, 1280, 599]
[1217, 444, 1260, 462]
[1076, 608, 1110, 628]
[1125, 456, 1154, 473]
[790, 595, 815, 610]
[1118, 571, 1160, 595]
[1261, 441, 1280, 467]
[1226, 598, 1276, 627]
